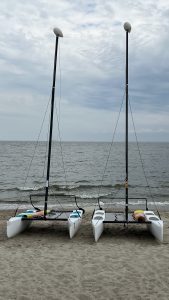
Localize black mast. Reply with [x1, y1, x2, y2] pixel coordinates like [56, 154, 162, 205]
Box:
[124, 22, 131, 222]
[44, 28, 63, 218]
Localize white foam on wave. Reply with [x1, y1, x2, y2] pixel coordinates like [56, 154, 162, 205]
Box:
[18, 186, 43, 191]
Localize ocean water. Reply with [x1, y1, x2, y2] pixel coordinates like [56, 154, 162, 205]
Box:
[0, 141, 169, 210]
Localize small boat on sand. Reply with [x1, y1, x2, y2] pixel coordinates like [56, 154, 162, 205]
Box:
[92, 22, 163, 243]
[7, 28, 84, 238]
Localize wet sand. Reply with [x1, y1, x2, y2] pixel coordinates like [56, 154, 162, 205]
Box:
[0, 209, 169, 300]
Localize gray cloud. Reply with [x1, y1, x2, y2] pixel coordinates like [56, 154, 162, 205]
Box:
[0, 0, 169, 141]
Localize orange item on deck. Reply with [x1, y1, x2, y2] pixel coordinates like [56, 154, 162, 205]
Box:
[133, 210, 145, 222]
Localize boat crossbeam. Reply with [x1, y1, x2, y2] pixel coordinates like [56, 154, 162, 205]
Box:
[103, 212, 151, 224]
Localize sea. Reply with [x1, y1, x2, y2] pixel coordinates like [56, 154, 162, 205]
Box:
[0, 141, 169, 211]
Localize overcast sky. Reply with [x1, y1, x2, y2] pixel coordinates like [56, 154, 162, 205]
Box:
[0, 0, 169, 141]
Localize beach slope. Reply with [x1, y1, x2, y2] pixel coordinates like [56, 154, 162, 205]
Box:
[0, 210, 169, 300]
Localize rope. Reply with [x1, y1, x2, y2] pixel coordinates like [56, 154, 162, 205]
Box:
[42, 125, 50, 179]
[96, 91, 125, 209]
[30, 195, 41, 211]
[75, 196, 85, 214]
[23, 44, 74, 216]
[52, 45, 82, 215]
[34, 97, 51, 190]
[14, 95, 51, 216]
[129, 98, 161, 219]
[58, 43, 62, 125]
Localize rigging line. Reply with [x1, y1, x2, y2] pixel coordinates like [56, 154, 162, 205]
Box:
[42, 102, 52, 180]
[96, 91, 125, 208]
[55, 44, 82, 212]
[14, 95, 51, 216]
[30, 195, 41, 211]
[74, 196, 85, 213]
[128, 98, 161, 219]
[42, 126, 50, 179]
[58, 42, 62, 125]
[13, 195, 30, 217]
[31, 96, 52, 192]
[52, 196, 70, 217]
[54, 112, 82, 213]
[33, 112, 51, 192]
[53, 42, 68, 188]
[56, 43, 68, 192]
[111, 180, 125, 200]
[52, 47, 77, 215]
[55, 53, 69, 190]
[54, 106, 73, 216]
[58, 44, 69, 195]
[54, 197, 83, 217]
[109, 162, 127, 202]
[32, 108, 51, 211]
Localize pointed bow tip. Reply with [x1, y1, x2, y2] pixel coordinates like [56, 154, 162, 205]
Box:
[53, 27, 63, 37]
[124, 22, 131, 33]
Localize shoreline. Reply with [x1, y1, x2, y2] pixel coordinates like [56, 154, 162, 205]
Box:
[1, 200, 169, 211]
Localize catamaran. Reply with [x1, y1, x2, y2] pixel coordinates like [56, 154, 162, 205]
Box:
[7, 28, 84, 238]
[92, 22, 163, 243]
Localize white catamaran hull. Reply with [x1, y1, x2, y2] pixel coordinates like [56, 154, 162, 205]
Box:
[144, 211, 163, 242]
[7, 209, 38, 238]
[7, 217, 32, 238]
[92, 210, 105, 242]
[68, 210, 83, 239]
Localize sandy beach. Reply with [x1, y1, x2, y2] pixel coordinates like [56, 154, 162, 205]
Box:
[0, 209, 169, 300]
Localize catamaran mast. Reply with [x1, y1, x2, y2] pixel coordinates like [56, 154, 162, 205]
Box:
[124, 22, 131, 222]
[44, 28, 63, 218]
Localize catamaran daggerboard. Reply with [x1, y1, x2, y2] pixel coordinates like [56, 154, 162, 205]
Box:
[7, 28, 84, 238]
[92, 22, 163, 243]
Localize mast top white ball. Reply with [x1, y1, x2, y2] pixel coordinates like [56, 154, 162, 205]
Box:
[53, 28, 63, 37]
[124, 22, 131, 33]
